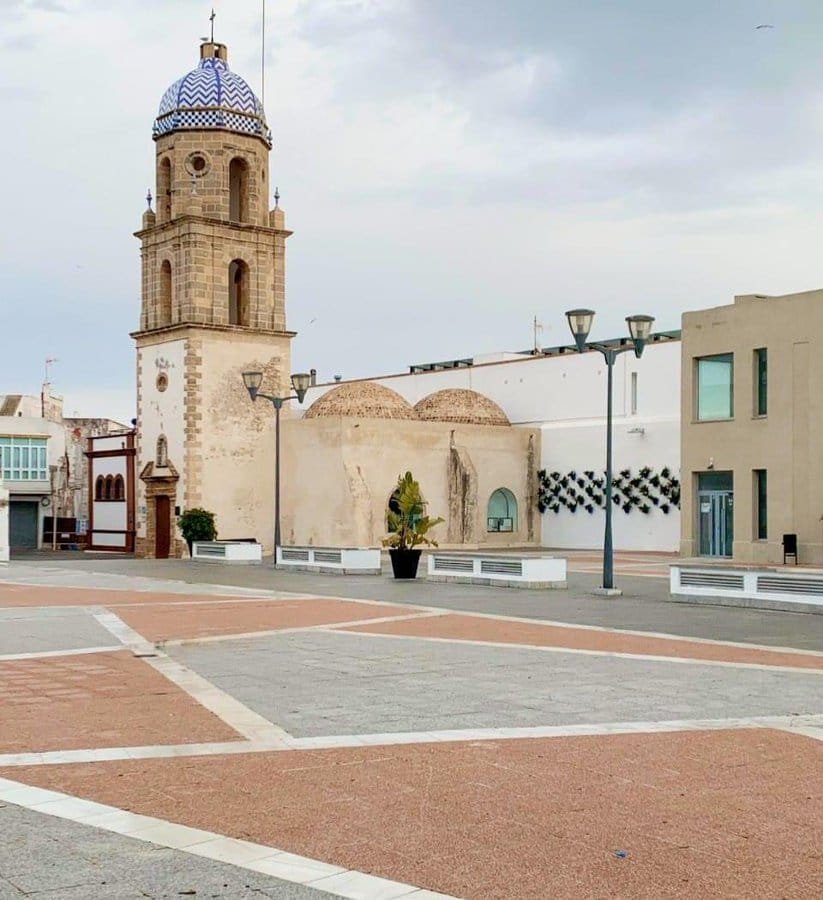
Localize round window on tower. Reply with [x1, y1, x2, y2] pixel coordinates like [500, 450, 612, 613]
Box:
[185, 152, 211, 178]
[156, 373, 169, 393]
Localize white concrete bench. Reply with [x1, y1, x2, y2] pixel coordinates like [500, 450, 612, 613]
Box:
[670, 564, 823, 612]
[276, 546, 382, 575]
[427, 553, 566, 589]
[192, 541, 263, 564]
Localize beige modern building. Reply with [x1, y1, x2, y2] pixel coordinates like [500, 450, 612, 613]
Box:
[680, 289, 823, 565]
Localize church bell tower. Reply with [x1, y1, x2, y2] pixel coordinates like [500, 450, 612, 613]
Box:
[133, 40, 293, 558]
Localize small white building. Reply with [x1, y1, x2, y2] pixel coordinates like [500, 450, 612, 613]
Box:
[300, 332, 681, 552]
[87, 431, 137, 552]
[0, 412, 65, 551]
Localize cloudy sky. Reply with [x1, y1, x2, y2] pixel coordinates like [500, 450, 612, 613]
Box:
[2, 0, 822, 422]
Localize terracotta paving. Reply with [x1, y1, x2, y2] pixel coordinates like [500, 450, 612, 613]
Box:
[0, 582, 261, 608]
[115, 598, 415, 642]
[0, 650, 240, 753]
[5, 728, 820, 899]
[340, 612, 823, 670]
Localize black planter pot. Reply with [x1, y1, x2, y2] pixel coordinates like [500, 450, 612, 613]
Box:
[389, 548, 422, 579]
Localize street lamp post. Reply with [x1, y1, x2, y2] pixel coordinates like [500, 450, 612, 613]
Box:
[241, 370, 312, 566]
[564, 310, 655, 593]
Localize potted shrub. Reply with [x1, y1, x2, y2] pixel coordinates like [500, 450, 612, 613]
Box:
[382, 471, 444, 579]
[177, 507, 217, 557]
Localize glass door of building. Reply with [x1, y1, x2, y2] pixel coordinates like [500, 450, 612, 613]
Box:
[698, 490, 733, 557]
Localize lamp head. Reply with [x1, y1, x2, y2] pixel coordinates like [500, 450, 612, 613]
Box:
[290, 372, 312, 403]
[565, 309, 595, 352]
[626, 315, 655, 358]
[241, 370, 264, 401]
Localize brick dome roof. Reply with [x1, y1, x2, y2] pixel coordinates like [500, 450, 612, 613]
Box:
[414, 389, 510, 426]
[304, 382, 418, 420]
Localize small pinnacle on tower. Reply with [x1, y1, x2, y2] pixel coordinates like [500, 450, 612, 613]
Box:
[146, 189, 153, 211]
[274, 186, 280, 208]
[209, 8, 216, 42]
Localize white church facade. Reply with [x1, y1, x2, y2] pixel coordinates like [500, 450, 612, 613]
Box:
[133, 38, 681, 558]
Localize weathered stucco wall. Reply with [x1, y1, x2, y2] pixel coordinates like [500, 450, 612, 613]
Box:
[194, 329, 291, 547]
[281, 417, 539, 549]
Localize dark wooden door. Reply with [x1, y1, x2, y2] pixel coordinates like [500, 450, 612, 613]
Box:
[155, 495, 171, 559]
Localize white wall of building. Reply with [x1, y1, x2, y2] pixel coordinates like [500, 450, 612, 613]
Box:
[0, 416, 67, 549]
[136, 340, 186, 540]
[303, 341, 680, 426]
[300, 341, 681, 552]
[540, 418, 680, 551]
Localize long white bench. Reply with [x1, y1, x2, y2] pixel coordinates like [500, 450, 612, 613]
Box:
[670, 564, 823, 612]
[427, 553, 567, 589]
[276, 546, 382, 575]
[192, 541, 262, 564]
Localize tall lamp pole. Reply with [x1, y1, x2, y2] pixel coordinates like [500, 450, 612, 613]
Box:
[242, 370, 312, 566]
[564, 310, 655, 593]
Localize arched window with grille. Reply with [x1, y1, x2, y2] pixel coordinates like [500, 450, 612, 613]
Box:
[158, 260, 172, 326]
[95, 475, 105, 501]
[487, 488, 517, 533]
[228, 157, 250, 223]
[113, 475, 125, 501]
[228, 259, 249, 326]
[158, 156, 172, 223]
[104, 475, 114, 501]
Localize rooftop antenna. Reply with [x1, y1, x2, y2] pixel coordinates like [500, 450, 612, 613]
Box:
[533, 316, 544, 354]
[261, 0, 266, 108]
[209, 8, 216, 42]
[45, 357, 58, 384]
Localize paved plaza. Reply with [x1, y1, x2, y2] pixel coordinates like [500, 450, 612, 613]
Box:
[0, 557, 821, 898]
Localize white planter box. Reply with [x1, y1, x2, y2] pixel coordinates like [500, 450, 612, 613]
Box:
[192, 541, 262, 564]
[671, 564, 823, 610]
[427, 553, 566, 589]
[276, 546, 382, 575]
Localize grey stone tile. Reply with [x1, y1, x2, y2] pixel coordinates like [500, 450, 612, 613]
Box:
[0, 804, 335, 899]
[171, 630, 823, 738]
[0, 610, 115, 655]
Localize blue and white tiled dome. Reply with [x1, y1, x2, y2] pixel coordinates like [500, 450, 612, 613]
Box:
[153, 47, 271, 147]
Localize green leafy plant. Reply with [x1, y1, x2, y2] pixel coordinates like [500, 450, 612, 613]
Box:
[382, 472, 444, 550]
[177, 507, 217, 554]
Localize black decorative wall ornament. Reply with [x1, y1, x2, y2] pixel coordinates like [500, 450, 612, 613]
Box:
[537, 467, 681, 516]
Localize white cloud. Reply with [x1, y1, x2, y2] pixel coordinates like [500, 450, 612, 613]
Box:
[2, 0, 823, 400]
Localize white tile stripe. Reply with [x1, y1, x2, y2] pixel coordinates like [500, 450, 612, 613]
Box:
[4, 569, 821, 661]
[320, 628, 823, 675]
[158, 611, 450, 647]
[289, 593, 823, 660]
[0, 645, 123, 662]
[93, 610, 294, 745]
[0, 776, 455, 899]
[0, 714, 819, 767]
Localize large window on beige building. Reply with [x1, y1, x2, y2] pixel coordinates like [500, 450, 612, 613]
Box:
[754, 348, 767, 417]
[696, 353, 733, 421]
[754, 469, 767, 540]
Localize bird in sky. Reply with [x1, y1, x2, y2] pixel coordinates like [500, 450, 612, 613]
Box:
[755, 24, 775, 29]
